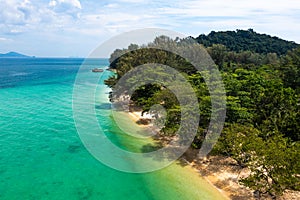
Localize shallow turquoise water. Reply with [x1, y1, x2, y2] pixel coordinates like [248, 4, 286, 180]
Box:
[0, 58, 226, 200]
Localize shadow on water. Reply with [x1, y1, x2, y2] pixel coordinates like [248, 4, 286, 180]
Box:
[139, 139, 188, 164]
[67, 144, 83, 154]
[140, 142, 163, 153]
[76, 186, 94, 200]
[95, 103, 111, 110]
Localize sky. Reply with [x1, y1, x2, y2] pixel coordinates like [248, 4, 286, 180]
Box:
[0, 0, 300, 57]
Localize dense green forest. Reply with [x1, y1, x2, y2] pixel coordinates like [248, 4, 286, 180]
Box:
[196, 29, 299, 55]
[105, 31, 300, 198]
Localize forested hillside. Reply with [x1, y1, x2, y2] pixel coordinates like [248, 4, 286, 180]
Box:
[195, 29, 299, 55]
[105, 32, 300, 198]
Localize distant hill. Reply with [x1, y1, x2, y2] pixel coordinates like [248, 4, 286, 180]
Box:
[0, 52, 31, 58]
[195, 29, 299, 55]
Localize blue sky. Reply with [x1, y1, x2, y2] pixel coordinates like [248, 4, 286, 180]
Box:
[0, 0, 300, 57]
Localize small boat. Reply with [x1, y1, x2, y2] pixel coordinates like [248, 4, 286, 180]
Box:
[92, 68, 104, 72]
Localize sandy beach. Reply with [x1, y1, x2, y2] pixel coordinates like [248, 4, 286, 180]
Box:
[128, 111, 153, 126]
[126, 111, 300, 200]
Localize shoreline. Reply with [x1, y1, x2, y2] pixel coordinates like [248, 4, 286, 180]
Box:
[126, 110, 300, 200]
[126, 110, 231, 199]
[127, 111, 152, 127]
[110, 109, 229, 199]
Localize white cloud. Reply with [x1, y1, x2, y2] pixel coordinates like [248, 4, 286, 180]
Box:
[49, 0, 82, 9]
[104, 3, 119, 8]
[152, 0, 300, 42]
[0, 37, 13, 42]
[0, 0, 84, 35]
[0, 0, 33, 25]
[158, 0, 300, 17]
[80, 12, 159, 35]
[0, 0, 299, 57]
[49, 0, 82, 18]
[117, 0, 147, 3]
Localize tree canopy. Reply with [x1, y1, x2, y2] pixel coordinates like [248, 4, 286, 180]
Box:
[105, 32, 300, 198]
[195, 29, 299, 55]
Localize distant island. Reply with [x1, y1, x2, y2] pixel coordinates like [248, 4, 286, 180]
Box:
[0, 52, 33, 58]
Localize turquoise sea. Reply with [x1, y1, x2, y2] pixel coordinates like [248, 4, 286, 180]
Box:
[0, 58, 226, 200]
